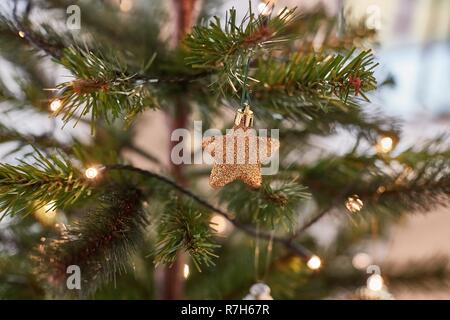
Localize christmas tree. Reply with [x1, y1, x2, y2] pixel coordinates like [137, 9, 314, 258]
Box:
[0, 0, 449, 300]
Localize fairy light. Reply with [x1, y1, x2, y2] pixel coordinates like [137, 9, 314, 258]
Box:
[34, 202, 57, 226]
[43, 203, 57, 218]
[345, 195, 364, 213]
[376, 186, 386, 194]
[277, 8, 292, 21]
[119, 0, 133, 12]
[18, 31, 25, 38]
[352, 252, 372, 270]
[367, 273, 384, 291]
[210, 214, 232, 236]
[307, 255, 321, 270]
[376, 136, 394, 154]
[183, 264, 190, 279]
[49, 99, 62, 112]
[85, 167, 99, 179]
[258, 1, 274, 16]
[365, 5, 382, 31]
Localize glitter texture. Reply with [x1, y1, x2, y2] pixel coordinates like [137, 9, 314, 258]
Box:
[202, 122, 279, 189]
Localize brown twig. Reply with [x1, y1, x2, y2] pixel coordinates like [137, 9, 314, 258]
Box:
[104, 164, 313, 260]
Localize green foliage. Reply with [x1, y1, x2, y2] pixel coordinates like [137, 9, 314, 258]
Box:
[34, 185, 148, 296]
[367, 149, 450, 214]
[0, 150, 92, 219]
[185, 236, 257, 299]
[53, 47, 159, 133]
[153, 199, 219, 271]
[0, 216, 47, 299]
[252, 49, 378, 116]
[298, 140, 450, 217]
[185, 7, 298, 92]
[219, 179, 310, 229]
[186, 7, 297, 68]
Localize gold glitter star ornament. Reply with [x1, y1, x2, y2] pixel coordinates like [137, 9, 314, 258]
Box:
[202, 104, 279, 189]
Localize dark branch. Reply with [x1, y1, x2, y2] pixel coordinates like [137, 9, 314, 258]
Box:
[104, 164, 313, 260]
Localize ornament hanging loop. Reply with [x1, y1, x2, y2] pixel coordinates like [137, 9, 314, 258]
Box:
[236, 51, 254, 128]
[234, 103, 254, 127]
[240, 51, 253, 105]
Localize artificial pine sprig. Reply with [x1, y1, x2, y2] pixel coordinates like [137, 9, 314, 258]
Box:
[34, 185, 148, 296]
[0, 150, 92, 219]
[185, 7, 297, 69]
[53, 47, 159, 133]
[298, 142, 450, 217]
[219, 179, 310, 229]
[154, 199, 219, 271]
[185, 7, 378, 121]
[185, 7, 298, 93]
[252, 49, 377, 111]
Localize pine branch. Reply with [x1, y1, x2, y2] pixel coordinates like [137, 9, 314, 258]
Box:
[365, 151, 450, 214]
[251, 49, 378, 115]
[12, 0, 65, 59]
[297, 141, 450, 217]
[186, 7, 297, 67]
[37, 0, 165, 61]
[34, 185, 148, 296]
[0, 16, 56, 113]
[219, 179, 310, 229]
[153, 199, 219, 271]
[52, 47, 159, 134]
[0, 150, 92, 219]
[104, 164, 313, 260]
[185, 7, 298, 92]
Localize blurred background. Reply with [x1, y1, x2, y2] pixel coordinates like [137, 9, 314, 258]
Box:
[281, 0, 450, 299]
[0, 0, 449, 299]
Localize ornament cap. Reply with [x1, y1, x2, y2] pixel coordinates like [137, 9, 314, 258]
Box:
[234, 103, 254, 127]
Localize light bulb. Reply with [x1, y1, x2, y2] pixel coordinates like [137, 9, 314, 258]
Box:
[307, 255, 321, 270]
[85, 167, 99, 179]
[210, 214, 232, 235]
[345, 195, 364, 213]
[18, 31, 25, 38]
[352, 252, 372, 270]
[183, 264, 190, 279]
[377, 186, 386, 194]
[367, 274, 384, 291]
[50, 99, 62, 112]
[34, 202, 57, 226]
[377, 136, 394, 153]
[277, 7, 293, 21]
[119, 0, 133, 12]
[43, 203, 57, 218]
[258, 1, 274, 16]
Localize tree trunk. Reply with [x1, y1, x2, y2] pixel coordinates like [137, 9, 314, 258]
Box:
[159, 0, 199, 300]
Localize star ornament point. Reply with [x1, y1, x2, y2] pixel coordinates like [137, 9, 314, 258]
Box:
[202, 124, 279, 189]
